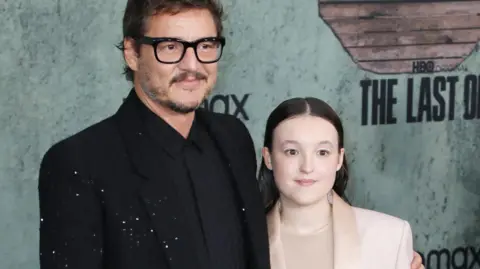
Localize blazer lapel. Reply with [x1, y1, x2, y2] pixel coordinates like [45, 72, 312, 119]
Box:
[114, 90, 202, 269]
[332, 192, 362, 269]
[265, 193, 362, 269]
[196, 110, 270, 269]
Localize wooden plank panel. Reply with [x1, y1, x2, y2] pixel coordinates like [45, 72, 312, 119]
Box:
[358, 58, 465, 73]
[318, 1, 480, 19]
[325, 15, 480, 34]
[339, 29, 480, 47]
[348, 43, 475, 61]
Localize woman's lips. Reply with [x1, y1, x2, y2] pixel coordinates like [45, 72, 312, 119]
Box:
[294, 179, 316, 186]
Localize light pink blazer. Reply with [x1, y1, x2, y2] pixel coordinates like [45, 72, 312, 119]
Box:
[267, 191, 414, 269]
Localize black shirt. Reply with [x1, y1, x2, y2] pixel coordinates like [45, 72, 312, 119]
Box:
[136, 98, 246, 269]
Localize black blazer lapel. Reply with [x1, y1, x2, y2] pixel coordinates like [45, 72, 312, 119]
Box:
[197, 110, 270, 269]
[113, 91, 201, 269]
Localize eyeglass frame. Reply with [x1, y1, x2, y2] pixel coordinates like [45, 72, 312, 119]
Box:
[135, 36, 226, 64]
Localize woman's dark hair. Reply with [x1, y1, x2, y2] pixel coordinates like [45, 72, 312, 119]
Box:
[116, 0, 225, 82]
[258, 97, 350, 213]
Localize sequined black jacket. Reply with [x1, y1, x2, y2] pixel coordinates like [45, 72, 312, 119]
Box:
[38, 89, 270, 269]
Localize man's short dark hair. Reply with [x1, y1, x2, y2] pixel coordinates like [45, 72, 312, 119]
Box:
[117, 0, 225, 82]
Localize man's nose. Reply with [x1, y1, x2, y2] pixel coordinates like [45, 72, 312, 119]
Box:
[177, 47, 200, 71]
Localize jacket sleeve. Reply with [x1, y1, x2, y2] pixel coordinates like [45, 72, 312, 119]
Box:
[38, 142, 103, 269]
[395, 220, 414, 269]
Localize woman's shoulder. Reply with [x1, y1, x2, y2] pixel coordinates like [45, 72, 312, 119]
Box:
[351, 206, 411, 237]
[349, 206, 414, 265]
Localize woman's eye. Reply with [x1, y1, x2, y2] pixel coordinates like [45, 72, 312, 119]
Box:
[318, 150, 330, 156]
[284, 149, 298, 156]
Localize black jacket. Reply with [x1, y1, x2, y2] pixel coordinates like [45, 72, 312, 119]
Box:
[38, 90, 270, 269]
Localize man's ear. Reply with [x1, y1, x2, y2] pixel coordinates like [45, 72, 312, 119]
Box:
[123, 37, 139, 72]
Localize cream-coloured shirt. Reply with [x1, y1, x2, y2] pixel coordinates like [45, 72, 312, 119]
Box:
[280, 217, 333, 269]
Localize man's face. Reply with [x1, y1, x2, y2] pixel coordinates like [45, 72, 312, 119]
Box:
[126, 9, 220, 113]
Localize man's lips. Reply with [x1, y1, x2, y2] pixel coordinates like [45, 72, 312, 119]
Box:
[181, 76, 200, 82]
[175, 78, 203, 87]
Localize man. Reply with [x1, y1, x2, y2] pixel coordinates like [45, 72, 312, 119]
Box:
[38, 0, 425, 268]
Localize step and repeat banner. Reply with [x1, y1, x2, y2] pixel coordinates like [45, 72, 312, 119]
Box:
[209, 1, 480, 269]
[1, 0, 479, 268]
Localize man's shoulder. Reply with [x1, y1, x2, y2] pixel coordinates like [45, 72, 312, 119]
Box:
[197, 108, 247, 130]
[42, 115, 118, 161]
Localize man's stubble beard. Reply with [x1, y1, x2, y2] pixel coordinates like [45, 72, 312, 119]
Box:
[140, 69, 213, 114]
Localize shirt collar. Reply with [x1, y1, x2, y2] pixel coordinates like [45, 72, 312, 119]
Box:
[134, 93, 205, 155]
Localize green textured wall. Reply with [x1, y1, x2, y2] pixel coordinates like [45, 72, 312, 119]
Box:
[1, 1, 479, 268]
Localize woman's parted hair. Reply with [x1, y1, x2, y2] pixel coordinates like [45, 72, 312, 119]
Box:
[258, 97, 350, 213]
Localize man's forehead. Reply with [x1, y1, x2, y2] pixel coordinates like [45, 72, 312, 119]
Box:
[145, 9, 216, 38]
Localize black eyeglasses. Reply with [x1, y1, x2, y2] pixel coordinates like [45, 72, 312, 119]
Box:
[135, 36, 226, 64]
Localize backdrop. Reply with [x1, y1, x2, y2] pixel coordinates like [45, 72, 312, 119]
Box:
[1, 0, 479, 268]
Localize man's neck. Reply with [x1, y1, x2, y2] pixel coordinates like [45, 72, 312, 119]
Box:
[134, 87, 194, 138]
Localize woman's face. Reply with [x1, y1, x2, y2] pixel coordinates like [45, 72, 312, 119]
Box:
[262, 115, 344, 207]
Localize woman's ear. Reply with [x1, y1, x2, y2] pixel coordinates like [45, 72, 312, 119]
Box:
[262, 147, 273, 170]
[337, 148, 344, 171]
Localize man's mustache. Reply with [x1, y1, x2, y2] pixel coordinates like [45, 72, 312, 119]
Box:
[170, 71, 207, 85]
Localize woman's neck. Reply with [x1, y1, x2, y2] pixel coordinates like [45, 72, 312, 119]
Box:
[279, 195, 331, 235]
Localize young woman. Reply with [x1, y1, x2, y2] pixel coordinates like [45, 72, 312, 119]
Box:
[258, 97, 419, 269]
